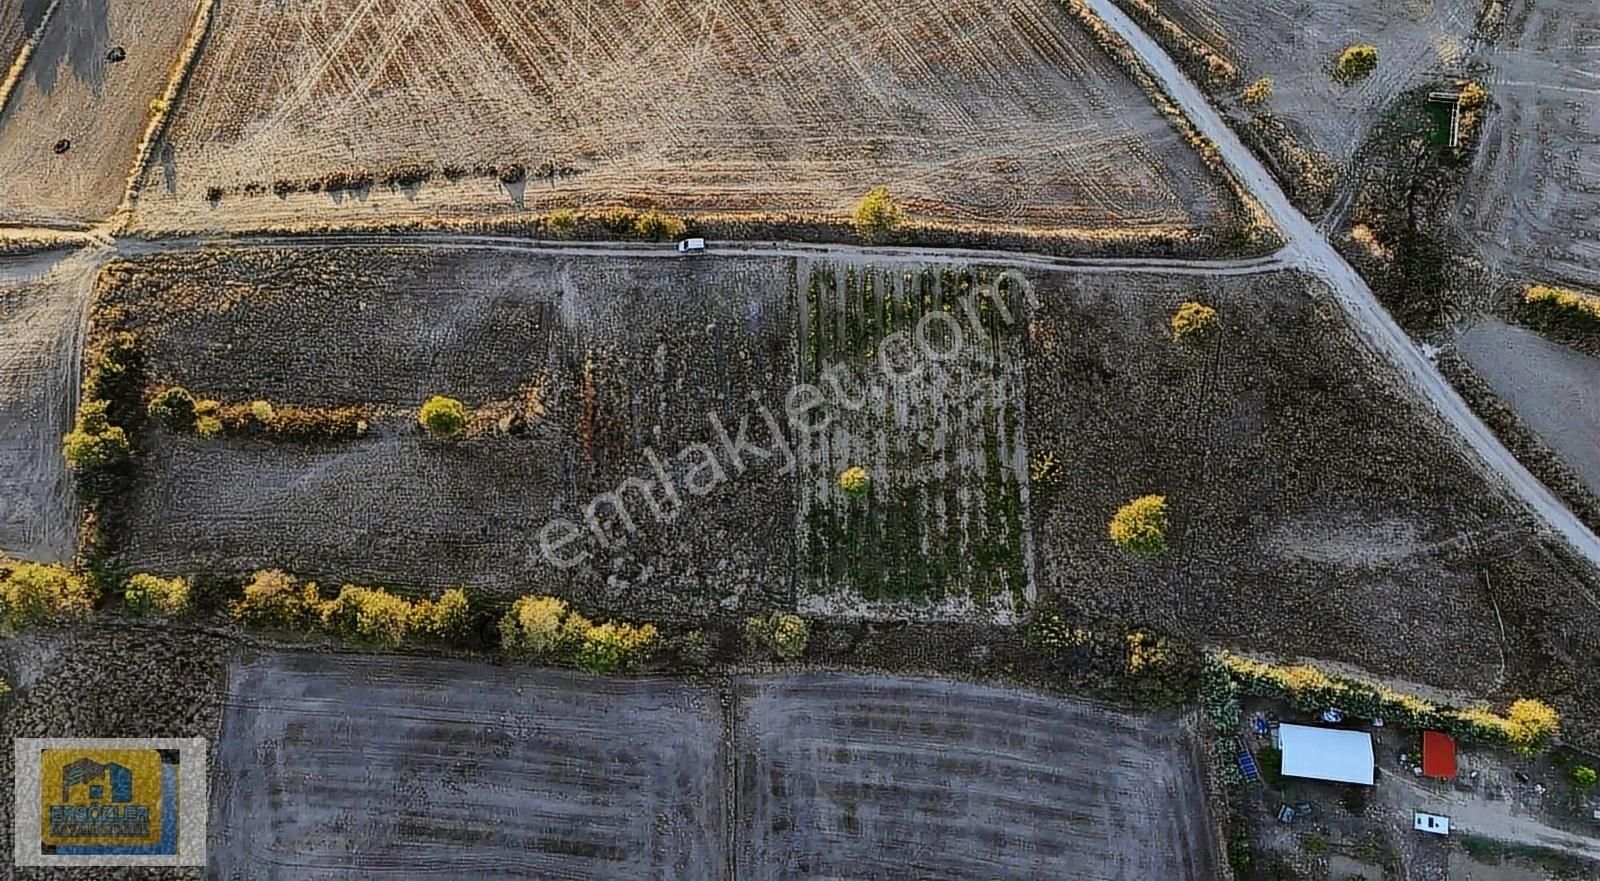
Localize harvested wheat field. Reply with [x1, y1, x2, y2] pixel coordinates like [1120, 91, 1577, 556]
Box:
[736, 673, 1217, 881]
[212, 651, 728, 881]
[0, 249, 100, 562]
[0, 0, 49, 73]
[1023, 267, 1600, 744]
[1454, 0, 1600, 290]
[132, 0, 1237, 239]
[96, 246, 803, 618]
[1148, 0, 1479, 161]
[0, 0, 200, 225]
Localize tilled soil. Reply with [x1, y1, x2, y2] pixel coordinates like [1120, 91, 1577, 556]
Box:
[1454, 0, 1600, 290]
[736, 672, 1218, 881]
[210, 652, 728, 881]
[131, 0, 1235, 236]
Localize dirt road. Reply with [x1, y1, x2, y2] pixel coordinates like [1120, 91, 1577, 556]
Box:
[1079, 0, 1600, 574]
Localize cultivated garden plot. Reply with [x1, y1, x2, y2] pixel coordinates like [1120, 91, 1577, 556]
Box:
[1024, 267, 1600, 739]
[132, 0, 1236, 238]
[735, 672, 1218, 881]
[0, 249, 99, 563]
[1454, 0, 1600, 290]
[0, 0, 200, 224]
[211, 652, 728, 881]
[98, 247, 803, 616]
[1148, 0, 1479, 161]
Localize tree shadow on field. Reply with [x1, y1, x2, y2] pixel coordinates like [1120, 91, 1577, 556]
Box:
[28, 0, 110, 96]
[504, 179, 526, 208]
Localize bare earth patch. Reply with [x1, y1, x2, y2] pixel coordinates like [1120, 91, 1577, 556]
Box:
[211, 652, 728, 881]
[133, 0, 1234, 236]
[1456, 318, 1600, 497]
[0, 0, 199, 225]
[1454, 0, 1600, 290]
[1150, 0, 1478, 161]
[736, 672, 1217, 880]
[0, 249, 99, 562]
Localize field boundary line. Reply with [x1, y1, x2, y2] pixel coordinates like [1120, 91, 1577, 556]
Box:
[112, 0, 222, 232]
[0, 0, 65, 123]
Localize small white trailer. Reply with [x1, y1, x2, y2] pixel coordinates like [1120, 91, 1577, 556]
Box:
[1413, 811, 1450, 836]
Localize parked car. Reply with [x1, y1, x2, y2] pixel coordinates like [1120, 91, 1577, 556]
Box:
[677, 238, 706, 254]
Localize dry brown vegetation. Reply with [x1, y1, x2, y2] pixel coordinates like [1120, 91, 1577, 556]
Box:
[131, 0, 1241, 243]
[79, 246, 1600, 746]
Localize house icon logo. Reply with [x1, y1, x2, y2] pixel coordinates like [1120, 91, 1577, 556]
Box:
[39, 748, 176, 855]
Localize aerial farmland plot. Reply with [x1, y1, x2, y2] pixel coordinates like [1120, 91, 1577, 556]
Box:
[130, 0, 1239, 240]
[1453, 0, 1600, 290]
[211, 652, 729, 881]
[1140, 0, 1480, 160]
[736, 673, 1217, 880]
[0, 0, 201, 225]
[0, 0, 50, 73]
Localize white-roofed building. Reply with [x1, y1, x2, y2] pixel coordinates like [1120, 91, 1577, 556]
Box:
[1278, 724, 1374, 785]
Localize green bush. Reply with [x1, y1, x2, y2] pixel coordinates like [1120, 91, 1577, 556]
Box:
[148, 387, 198, 431]
[546, 209, 580, 237]
[1335, 44, 1379, 83]
[320, 585, 415, 647]
[1525, 284, 1600, 332]
[1171, 301, 1219, 344]
[0, 561, 97, 628]
[574, 621, 660, 673]
[230, 569, 321, 629]
[633, 211, 686, 241]
[83, 332, 145, 426]
[837, 466, 870, 498]
[1109, 494, 1169, 556]
[745, 613, 810, 660]
[62, 400, 131, 495]
[124, 573, 191, 616]
[852, 187, 903, 241]
[418, 395, 469, 436]
[413, 588, 471, 641]
[1572, 765, 1598, 790]
[1241, 76, 1273, 107]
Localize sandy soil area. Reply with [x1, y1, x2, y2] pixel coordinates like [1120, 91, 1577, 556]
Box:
[0, 0, 199, 225]
[1151, 0, 1478, 162]
[0, 248, 100, 563]
[1454, 0, 1600, 290]
[737, 672, 1217, 880]
[131, 0, 1234, 235]
[1456, 319, 1600, 497]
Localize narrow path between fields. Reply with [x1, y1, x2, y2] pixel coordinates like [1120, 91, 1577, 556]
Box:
[1077, 0, 1600, 576]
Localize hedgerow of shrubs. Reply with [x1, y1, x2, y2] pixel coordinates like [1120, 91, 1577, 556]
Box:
[62, 401, 131, 496]
[499, 595, 659, 673]
[1524, 284, 1600, 332]
[1241, 76, 1273, 107]
[0, 559, 97, 629]
[1218, 651, 1560, 753]
[230, 570, 471, 648]
[745, 613, 810, 660]
[64, 332, 144, 496]
[123, 573, 191, 616]
[149, 387, 367, 441]
[633, 211, 687, 241]
[1109, 494, 1169, 556]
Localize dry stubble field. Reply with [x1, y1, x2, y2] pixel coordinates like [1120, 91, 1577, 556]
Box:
[0, 249, 99, 563]
[0, 0, 200, 225]
[0, 0, 49, 73]
[1454, 0, 1600, 290]
[132, 0, 1236, 238]
[1146, 0, 1479, 161]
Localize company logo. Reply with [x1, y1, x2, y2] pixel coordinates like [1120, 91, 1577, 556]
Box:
[13, 738, 206, 867]
[41, 749, 176, 854]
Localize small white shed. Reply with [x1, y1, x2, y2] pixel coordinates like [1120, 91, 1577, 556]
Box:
[1278, 724, 1375, 786]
